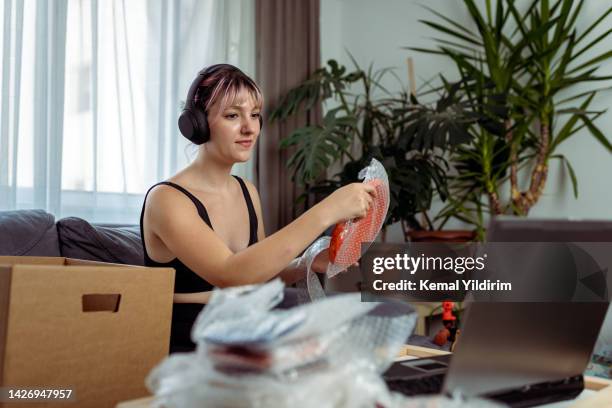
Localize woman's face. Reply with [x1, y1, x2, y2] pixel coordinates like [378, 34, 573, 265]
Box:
[206, 87, 261, 164]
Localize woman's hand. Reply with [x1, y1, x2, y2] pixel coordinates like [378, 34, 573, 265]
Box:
[310, 248, 357, 275]
[311, 249, 330, 274]
[320, 183, 377, 226]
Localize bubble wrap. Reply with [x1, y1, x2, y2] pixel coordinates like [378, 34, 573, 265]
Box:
[328, 158, 390, 277]
[146, 279, 418, 408]
[294, 159, 390, 301]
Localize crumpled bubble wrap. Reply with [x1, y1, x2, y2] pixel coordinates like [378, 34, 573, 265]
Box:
[146, 279, 419, 408]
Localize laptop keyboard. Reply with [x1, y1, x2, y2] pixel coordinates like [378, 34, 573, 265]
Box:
[385, 374, 585, 408]
[385, 373, 445, 396]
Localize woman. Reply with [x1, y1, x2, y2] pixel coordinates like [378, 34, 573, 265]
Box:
[140, 64, 376, 352]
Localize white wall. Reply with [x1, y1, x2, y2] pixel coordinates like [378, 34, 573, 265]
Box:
[320, 0, 612, 225]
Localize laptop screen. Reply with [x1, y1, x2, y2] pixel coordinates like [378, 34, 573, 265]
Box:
[442, 218, 611, 397]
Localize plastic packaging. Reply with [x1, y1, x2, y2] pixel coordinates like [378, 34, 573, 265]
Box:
[293, 159, 390, 301]
[328, 158, 390, 277]
[146, 279, 417, 408]
[295, 236, 330, 301]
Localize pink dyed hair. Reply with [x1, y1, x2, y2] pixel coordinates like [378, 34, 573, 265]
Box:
[195, 66, 263, 120]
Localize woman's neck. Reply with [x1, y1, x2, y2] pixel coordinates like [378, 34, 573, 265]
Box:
[188, 146, 234, 193]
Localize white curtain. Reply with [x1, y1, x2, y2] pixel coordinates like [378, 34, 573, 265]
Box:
[0, 0, 255, 223]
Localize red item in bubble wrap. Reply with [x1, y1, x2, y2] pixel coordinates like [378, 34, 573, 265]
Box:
[329, 179, 388, 265]
[329, 223, 344, 263]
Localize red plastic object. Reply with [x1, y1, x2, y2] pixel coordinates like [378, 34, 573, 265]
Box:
[328, 179, 388, 265]
[329, 223, 344, 263]
[442, 301, 456, 321]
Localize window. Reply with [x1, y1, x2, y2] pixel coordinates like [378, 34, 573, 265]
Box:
[0, 0, 255, 223]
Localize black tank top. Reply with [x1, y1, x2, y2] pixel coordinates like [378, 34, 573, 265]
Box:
[139, 176, 258, 353]
[139, 175, 259, 292]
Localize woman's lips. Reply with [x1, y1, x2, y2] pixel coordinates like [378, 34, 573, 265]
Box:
[236, 140, 253, 148]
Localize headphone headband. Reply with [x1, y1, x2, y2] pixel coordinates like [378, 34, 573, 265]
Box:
[183, 64, 233, 112]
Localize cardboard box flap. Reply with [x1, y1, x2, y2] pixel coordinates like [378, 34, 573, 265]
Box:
[0, 256, 137, 268]
[65, 258, 139, 268]
[0, 256, 66, 266]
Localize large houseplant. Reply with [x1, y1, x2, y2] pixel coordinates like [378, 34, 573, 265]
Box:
[270, 59, 477, 237]
[410, 0, 612, 238]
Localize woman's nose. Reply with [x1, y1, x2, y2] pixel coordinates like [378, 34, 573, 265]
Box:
[241, 117, 258, 134]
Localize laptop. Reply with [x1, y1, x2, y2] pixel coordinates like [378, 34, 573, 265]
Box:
[384, 218, 611, 407]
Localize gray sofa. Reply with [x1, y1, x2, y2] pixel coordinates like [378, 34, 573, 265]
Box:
[0, 209, 143, 264]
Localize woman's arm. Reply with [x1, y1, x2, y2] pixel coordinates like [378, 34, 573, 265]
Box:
[244, 180, 329, 285]
[245, 179, 304, 284]
[172, 253, 328, 304]
[147, 182, 374, 288]
[152, 185, 316, 304]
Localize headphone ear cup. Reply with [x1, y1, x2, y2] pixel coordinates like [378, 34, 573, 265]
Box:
[192, 109, 209, 144]
[178, 108, 209, 145]
[178, 110, 199, 144]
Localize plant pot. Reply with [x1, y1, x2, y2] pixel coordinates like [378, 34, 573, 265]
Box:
[406, 230, 476, 243]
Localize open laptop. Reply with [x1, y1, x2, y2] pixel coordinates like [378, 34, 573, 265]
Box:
[384, 218, 611, 407]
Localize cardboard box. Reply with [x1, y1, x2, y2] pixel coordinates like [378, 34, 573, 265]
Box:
[0, 256, 175, 408]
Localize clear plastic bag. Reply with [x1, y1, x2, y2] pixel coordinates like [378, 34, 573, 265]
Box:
[295, 236, 330, 301]
[148, 359, 393, 408]
[146, 279, 417, 408]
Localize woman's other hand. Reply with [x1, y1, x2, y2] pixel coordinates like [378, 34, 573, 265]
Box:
[311, 248, 358, 275]
[311, 249, 330, 274]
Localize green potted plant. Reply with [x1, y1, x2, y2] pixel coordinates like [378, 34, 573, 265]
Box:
[270, 58, 477, 241]
[409, 0, 612, 240]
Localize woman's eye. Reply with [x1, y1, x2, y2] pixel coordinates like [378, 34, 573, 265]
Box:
[224, 113, 238, 119]
[251, 113, 261, 118]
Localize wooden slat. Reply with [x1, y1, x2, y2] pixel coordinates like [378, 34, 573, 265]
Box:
[569, 383, 612, 407]
[584, 375, 612, 391]
[398, 344, 451, 358]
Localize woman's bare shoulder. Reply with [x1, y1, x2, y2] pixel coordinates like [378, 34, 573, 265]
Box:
[145, 183, 200, 228]
[146, 183, 186, 207]
[147, 170, 196, 206]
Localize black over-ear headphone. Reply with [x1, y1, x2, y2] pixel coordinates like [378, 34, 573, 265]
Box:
[178, 64, 263, 145]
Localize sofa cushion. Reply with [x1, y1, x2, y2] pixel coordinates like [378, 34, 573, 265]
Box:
[0, 209, 61, 256]
[57, 217, 143, 265]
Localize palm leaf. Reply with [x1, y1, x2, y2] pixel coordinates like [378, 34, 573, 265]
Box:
[550, 154, 578, 198]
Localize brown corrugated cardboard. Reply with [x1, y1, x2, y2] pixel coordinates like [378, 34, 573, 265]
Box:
[0, 257, 174, 408]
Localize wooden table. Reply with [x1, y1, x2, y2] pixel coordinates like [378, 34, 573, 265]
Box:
[116, 397, 153, 408]
[117, 345, 612, 408]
